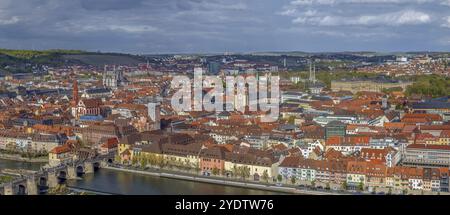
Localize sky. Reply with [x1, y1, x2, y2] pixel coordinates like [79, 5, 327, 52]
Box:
[0, 0, 449, 53]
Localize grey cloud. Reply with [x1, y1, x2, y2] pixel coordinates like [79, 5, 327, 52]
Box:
[0, 0, 448, 53]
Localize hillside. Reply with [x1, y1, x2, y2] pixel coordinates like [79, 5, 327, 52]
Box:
[63, 54, 144, 66]
[0, 49, 145, 74]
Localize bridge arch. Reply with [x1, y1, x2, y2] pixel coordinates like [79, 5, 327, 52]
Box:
[107, 158, 113, 164]
[93, 162, 101, 171]
[76, 165, 85, 176]
[17, 184, 27, 195]
[39, 176, 48, 187]
[58, 170, 67, 179]
[58, 170, 67, 184]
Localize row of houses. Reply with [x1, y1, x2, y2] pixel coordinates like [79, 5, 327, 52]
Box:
[0, 131, 67, 152]
[278, 156, 450, 192]
[116, 131, 281, 180]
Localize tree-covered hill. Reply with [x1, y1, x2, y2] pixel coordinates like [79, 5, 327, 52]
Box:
[0, 49, 146, 73]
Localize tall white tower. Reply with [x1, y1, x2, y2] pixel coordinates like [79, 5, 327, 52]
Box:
[309, 60, 316, 84]
[147, 102, 161, 130]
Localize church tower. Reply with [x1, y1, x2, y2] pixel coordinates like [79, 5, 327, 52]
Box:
[73, 79, 79, 106]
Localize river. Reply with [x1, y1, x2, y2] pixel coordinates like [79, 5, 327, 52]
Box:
[0, 159, 283, 195]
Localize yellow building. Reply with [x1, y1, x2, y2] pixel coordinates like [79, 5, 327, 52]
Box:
[331, 80, 412, 93]
[224, 158, 278, 180]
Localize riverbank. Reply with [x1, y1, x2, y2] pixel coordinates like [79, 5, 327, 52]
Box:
[104, 166, 339, 195]
[0, 153, 48, 163]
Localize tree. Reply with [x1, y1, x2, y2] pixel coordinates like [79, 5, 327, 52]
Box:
[311, 180, 316, 188]
[194, 162, 201, 174]
[341, 181, 348, 190]
[212, 167, 220, 176]
[262, 170, 269, 183]
[241, 166, 250, 180]
[358, 181, 364, 191]
[388, 187, 392, 195]
[277, 174, 282, 183]
[140, 155, 148, 169]
[232, 165, 239, 178]
[287, 116, 296, 124]
[405, 75, 450, 98]
[148, 154, 156, 166]
[403, 189, 408, 195]
[156, 156, 165, 168]
[291, 176, 296, 185]
[131, 156, 138, 166]
[372, 187, 377, 194]
[325, 182, 330, 190]
[114, 154, 121, 164]
[184, 160, 191, 170]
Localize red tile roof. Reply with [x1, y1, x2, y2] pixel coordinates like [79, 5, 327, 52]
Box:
[407, 144, 450, 151]
[50, 144, 71, 154]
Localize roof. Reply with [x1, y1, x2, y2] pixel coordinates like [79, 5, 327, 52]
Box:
[85, 88, 111, 94]
[407, 144, 450, 151]
[279, 156, 301, 168]
[412, 102, 450, 109]
[101, 137, 118, 149]
[326, 120, 346, 127]
[50, 144, 71, 154]
[80, 98, 102, 108]
[402, 113, 442, 122]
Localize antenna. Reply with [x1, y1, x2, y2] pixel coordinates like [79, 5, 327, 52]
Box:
[309, 59, 316, 84]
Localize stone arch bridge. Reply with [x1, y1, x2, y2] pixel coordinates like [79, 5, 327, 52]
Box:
[0, 158, 111, 195]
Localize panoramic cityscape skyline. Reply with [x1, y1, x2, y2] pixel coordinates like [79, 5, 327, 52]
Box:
[0, 0, 450, 202]
[1, 0, 450, 53]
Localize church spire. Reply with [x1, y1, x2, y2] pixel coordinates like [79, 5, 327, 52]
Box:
[73, 79, 79, 106]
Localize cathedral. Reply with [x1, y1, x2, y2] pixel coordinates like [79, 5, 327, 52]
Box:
[102, 66, 126, 89]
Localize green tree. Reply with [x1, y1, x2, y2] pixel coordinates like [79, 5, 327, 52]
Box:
[403, 189, 408, 195]
[184, 160, 192, 171]
[131, 156, 138, 166]
[212, 167, 220, 176]
[241, 166, 251, 180]
[232, 165, 239, 178]
[341, 181, 348, 190]
[148, 154, 156, 166]
[277, 174, 283, 183]
[325, 182, 330, 190]
[114, 154, 121, 163]
[291, 176, 296, 185]
[262, 170, 269, 183]
[405, 75, 450, 98]
[140, 155, 148, 168]
[358, 181, 364, 191]
[311, 180, 316, 188]
[156, 156, 165, 168]
[287, 116, 296, 124]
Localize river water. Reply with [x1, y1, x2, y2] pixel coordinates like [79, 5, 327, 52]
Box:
[0, 159, 282, 195]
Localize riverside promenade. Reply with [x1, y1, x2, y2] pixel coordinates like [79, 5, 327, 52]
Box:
[0, 153, 47, 163]
[104, 165, 342, 195]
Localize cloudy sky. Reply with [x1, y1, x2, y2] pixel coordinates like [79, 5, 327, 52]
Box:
[0, 0, 449, 53]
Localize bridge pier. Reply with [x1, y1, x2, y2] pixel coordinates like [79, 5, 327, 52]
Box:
[47, 173, 59, 188]
[67, 166, 77, 179]
[84, 162, 94, 174]
[26, 177, 38, 195]
[101, 161, 108, 168]
[3, 184, 13, 195]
